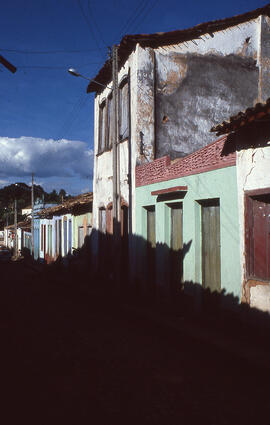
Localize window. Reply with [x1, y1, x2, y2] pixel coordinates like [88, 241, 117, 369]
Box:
[98, 101, 106, 153]
[107, 93, 113, 149]
[119, 79, 129, 141]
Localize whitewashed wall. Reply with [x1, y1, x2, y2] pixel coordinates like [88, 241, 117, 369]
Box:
[237, 144, 270, 311]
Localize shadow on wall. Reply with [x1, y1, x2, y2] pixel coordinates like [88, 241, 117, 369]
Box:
[10, 226, 270, 350]
[221, 120, 270, 156]
[88, 228, 270, 334]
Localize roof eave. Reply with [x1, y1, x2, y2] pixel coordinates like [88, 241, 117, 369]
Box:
[87, 4, 270, 94]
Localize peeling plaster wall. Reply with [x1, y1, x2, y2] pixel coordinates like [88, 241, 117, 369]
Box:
[92, 47, 139, 270]
[91, 16, 270, 279]
[237, 143, 270, 310]
[155, 19, 261, 159]
[136, 46, 155, 164]
[259, 16, 270, 102]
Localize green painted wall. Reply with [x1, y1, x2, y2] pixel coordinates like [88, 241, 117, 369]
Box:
[135, 166, 241, 301]
[72, 212, 92, 249]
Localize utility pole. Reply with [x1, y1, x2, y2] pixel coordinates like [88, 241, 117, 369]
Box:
[31, 173, 34, 256]
[112, 44, 121, 232]
[14, 199, 17, 257]
[112, 44, 121, 284]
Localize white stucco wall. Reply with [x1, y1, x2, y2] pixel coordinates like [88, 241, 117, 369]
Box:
[156, 18, 260, 58]
[92, 47, 139, 238]
[237, 144, 270, 309]
[91, 15, 266, 278]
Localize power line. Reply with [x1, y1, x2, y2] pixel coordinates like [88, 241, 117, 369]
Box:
[87, 0, 107, 47]
[0, 48, 101, 54]
[56, 93, 89, 142]
[132, 0, 161, 33]
[17, 61, 102, 70]
[116, 0, 149, 40]
[76, 0, 105, 59]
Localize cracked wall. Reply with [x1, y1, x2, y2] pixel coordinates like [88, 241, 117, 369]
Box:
[155, 52, 259, 159]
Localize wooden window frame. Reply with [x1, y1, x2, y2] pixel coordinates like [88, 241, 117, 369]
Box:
[98, 100, 106, 154]
[107, 92, 113, 150]
[119, 77, 129, 142]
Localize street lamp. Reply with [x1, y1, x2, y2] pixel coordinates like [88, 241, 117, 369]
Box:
[68, 68, 112, 89]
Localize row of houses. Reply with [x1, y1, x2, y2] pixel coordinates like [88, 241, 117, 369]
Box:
[37, 192, 92, 262]
[5, 5, 269, 314]
[4, 193, 93, 262]
[87, 5, 270, 313]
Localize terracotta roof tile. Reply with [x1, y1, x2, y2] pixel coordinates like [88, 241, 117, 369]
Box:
[211, 98, 270, 135]
[37, 192, 93, 218]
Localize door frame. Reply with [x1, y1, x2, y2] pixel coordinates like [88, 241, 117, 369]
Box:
[244, 187, 270, 302]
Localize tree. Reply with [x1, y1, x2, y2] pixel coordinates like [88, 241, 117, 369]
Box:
[59, 189, 66, 202]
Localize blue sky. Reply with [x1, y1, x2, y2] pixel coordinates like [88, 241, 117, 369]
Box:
[0, 0, 266, 194]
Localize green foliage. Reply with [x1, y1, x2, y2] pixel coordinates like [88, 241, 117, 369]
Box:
[0, 183, 64, 229]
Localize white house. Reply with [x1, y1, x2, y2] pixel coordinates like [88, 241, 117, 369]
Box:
[87, 5, 270, 279]
[211, 98, 270, 312]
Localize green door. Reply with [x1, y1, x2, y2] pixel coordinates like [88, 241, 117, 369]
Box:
[170, 203, 183, 294]
[201, 199, 221, 292]
[146, 206, 156, 296]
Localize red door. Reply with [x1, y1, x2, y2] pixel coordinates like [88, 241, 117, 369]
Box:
[246, 193, 270, 281]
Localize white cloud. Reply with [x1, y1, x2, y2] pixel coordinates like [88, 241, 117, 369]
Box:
[0, 179, 9, 186]
[0, 136, 93, 179]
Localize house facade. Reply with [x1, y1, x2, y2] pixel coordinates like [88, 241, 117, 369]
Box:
[4, 219, 31, 254]
[211, 99, 270, 312]
[135, 137, 240, 302]
[88, 5, 270, 272]
[37, 193, 93, 263]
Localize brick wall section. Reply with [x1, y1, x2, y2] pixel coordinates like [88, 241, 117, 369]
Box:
[136, 136, 236, 187]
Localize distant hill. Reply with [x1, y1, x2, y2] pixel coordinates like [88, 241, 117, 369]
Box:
[0, 184, 70, 229]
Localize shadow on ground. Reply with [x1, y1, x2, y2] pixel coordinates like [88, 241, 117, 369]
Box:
[1, 232, 270, 424]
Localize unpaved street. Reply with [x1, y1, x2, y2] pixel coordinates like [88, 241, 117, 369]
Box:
[0, 262, 269, 424]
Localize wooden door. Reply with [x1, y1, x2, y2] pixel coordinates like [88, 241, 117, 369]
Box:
[68, 219, 72, 253]
[170, 203, 183, 294]
[201, 199, 221, 292]
[55, 221, 58, 256]
[78, 226, 84, 248]
[44, 224, 47, 261]
[58, 220, 62, 256]
[63, 218, 67, 256]
[146, 206, 156, 294]
[121, 206, 129, 282]
[247, 194, 270, 280]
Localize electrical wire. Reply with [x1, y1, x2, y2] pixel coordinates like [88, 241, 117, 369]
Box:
[116, 0, 149, 39]
[0, 48, 101, 54]
[76, 0, 105, 60]
[128, 0, 160, 35]
[87, 0, 107, 47]
[62, 96, 88, 141]
[56, 93, 88, 142]
[17, 60, 103, 70]
[56, 94, 86, 141]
